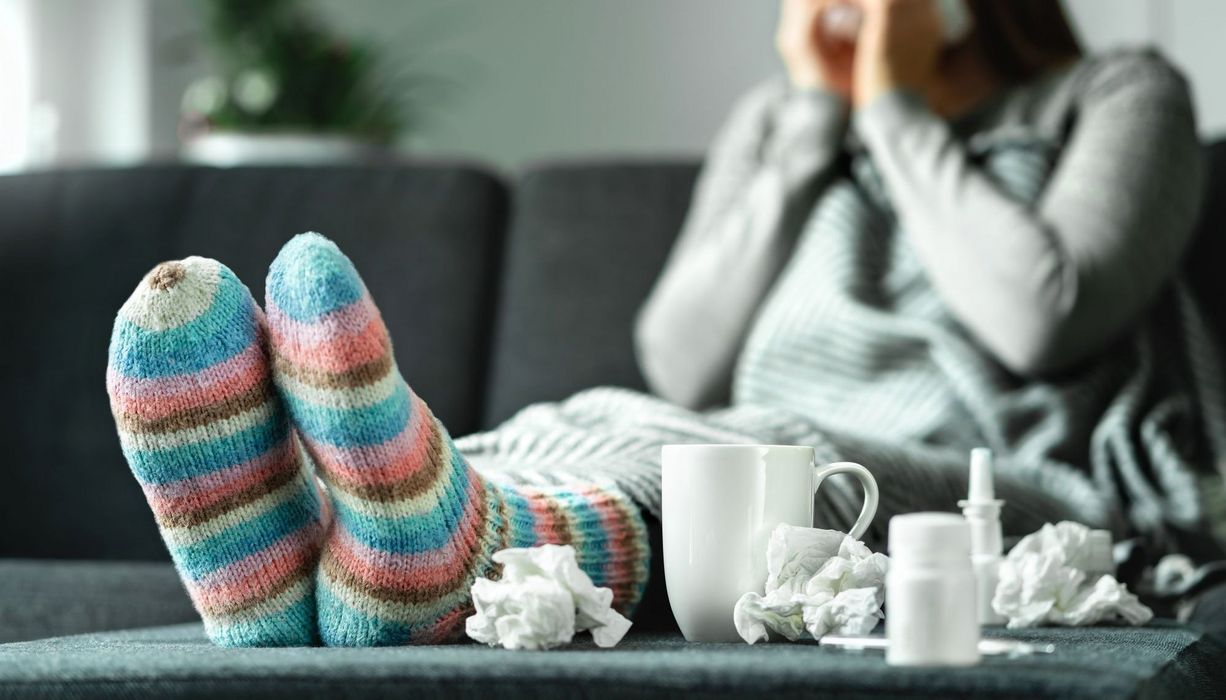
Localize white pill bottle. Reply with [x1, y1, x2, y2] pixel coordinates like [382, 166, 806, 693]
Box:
[886, 513, 981, 666]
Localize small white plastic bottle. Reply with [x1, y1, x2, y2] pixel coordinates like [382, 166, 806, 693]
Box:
[958, 448, 1007, 626]
[886, 513, 981, 667]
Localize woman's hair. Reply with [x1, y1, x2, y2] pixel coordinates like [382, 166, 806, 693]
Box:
[964, 0, 1084, 83]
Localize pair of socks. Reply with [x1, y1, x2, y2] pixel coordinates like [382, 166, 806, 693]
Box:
[107, 233, 649, 646]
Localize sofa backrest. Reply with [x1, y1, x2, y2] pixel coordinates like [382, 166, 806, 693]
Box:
[0, 141, 1222, 561]
[482, 161, 698, 427]
[0, 164, 507, 559]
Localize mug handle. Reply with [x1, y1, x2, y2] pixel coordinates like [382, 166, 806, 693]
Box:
[813, 462, 879, 541]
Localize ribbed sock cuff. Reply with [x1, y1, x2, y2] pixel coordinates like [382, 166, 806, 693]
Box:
[494, 480, 650, 616]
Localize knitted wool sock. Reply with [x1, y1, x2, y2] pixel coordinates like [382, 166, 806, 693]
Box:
[265, 232, 650, 646]
[107, 258, 325, 647]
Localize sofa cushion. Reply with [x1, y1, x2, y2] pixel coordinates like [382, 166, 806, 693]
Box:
[0, 560, 196, 643]
[0, 621, 1221, 699]
[483, 162, 699, 428]
[0, 164, 507, 560]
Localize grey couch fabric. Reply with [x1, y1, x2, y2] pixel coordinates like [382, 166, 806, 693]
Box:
[0, 622, 1222, 700]
[0, 561, 196, 644]
[482, 162, 698, 427]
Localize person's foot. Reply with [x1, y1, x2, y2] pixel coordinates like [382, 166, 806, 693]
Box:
[265, 233, 649, 645]
[107, 257, 325, 646]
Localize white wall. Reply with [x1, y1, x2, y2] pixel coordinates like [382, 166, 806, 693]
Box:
[144, 0, 1225, 169]
[30, 0, 150, 165]
[0, 0, 150, 171]
[0, 0, 35, 171]
[317, 0, 780, 166]
[1064, 0, 1226, 137]
[12, 0, 1226, 169]
[146, 0, 780, 167]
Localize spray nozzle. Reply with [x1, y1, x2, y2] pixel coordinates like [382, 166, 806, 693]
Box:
[958, 448, 1004, 543]
[958, 448, 1005, 550]
[965, 448, 1002, 504]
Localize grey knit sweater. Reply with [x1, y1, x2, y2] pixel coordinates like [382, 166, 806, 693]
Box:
[637, 49, 1204, 408]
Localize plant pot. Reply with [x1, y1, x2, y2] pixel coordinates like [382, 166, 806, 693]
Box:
[181, 131, 384, 166]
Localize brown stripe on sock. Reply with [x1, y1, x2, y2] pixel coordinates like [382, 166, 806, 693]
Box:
[202, 544, 320, 619]
[541, 497, 575, 545]
[114, 382, 273, 435]
[480, 487, 512, 583]
[429, 603, 477, 643]
[271, 345, 393, 390]
[155, 458, 299, 530]
[321, 482, 492, 606]
[312, 416, 450, 504]
[602, 491, 647, 611]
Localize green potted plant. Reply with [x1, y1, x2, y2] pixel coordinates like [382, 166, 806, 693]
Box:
[180, 0, 413, 165]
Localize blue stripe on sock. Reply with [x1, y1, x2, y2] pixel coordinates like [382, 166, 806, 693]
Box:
[557, 490, 608, 587]
[125, 415, 289, 484]
[282, 382, 411, 449]
[499, 487, 539, 549]
[266, 233, 365, 322]
[316, 581, 412, 646]
[174, 500, 319, 579]
[329, 450, 473, 554]
[109, 273, 256, 378]
[212, 588, 317, 647]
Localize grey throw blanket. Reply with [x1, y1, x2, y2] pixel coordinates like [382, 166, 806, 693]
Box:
[459, 136, 1224, 553]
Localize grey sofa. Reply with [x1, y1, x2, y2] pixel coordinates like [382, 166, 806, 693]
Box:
[1, 152, 1225, 698]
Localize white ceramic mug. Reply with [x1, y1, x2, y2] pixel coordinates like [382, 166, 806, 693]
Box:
[661, 444, 879, 642]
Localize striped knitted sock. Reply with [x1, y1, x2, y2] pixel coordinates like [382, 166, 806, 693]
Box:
[265, 232, 649, 646]
[107, 258, 326, 647]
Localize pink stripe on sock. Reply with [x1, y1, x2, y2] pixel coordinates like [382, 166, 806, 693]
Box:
[142, 438, 295, 517]
[107, 341, 266, 420]
[188, 525, 320, 605]
[420, 606, 470, 643]
[528, 491, 568, 544]
[265, 294, 378, 351]
[300, 392, 434, 487]
[267, 298, 389, 374]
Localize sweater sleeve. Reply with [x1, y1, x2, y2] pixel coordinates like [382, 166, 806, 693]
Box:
[635, 79, 849, 408]
[854, 51, 1205, 376]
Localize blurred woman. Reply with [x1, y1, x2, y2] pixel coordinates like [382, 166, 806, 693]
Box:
[635, 0, 1218, 553]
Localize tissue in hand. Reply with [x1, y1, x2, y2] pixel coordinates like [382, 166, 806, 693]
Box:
[734, 524, 889, 644]
[466, 544, 632, 650]
[992, 521, 1153, 628]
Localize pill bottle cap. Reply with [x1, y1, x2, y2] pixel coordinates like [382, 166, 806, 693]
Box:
[888, 512, 971, 564]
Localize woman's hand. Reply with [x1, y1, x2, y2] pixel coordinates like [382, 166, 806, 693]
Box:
[777, 0, 855, 97]
[853, 0, 943, 107]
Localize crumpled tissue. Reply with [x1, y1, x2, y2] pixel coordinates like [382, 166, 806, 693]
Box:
[733, 524, 889, 644]
[465, 544, 632, 650]
[993, 521, 1152, 628]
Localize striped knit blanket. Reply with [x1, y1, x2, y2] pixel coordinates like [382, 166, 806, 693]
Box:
[459, 136, 1225, 550]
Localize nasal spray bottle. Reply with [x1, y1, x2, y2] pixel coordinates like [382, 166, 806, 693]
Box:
[958, 448, 1006, 626]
